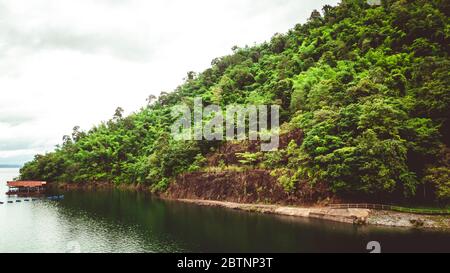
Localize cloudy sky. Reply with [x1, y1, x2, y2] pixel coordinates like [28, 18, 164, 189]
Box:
[0, 0, 339, 165]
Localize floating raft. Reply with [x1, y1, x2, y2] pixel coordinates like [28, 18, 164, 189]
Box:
[0, 195, 64, 205]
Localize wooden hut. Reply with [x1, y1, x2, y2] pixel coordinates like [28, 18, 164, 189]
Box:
[6, 181, 47, 195]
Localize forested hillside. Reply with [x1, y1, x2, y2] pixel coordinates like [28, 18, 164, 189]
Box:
[20, 0, 450, 204]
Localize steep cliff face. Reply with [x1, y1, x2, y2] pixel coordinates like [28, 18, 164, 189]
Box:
[166, 129, 333, 205]
[166, 170, 333, 205]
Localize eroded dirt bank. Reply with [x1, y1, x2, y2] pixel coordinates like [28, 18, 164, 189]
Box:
[165, 170, 333, 205]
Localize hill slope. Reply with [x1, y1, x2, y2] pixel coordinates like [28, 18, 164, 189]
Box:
[20, 0, 450, 204]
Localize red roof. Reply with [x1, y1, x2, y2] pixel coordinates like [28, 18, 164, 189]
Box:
[7, 181, 47, 187]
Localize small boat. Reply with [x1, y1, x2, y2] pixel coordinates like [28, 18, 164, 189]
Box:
[24, 199, 30, 202]
[16, 200, 21, 202]
[0, 202, 4, 204]
[7, 201, 13, 203]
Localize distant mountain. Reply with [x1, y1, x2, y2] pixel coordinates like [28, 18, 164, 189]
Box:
[0, 164, 21, 168]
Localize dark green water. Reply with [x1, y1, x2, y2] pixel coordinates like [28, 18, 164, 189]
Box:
[1, 168, 450, 253]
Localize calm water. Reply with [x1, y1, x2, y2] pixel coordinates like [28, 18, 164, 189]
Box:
[1, 168, 450, 253]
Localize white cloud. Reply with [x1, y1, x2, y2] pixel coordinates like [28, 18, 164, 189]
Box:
[0, 0, 339, 165]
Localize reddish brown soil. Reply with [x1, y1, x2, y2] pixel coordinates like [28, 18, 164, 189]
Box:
[166, 170, 333, 206]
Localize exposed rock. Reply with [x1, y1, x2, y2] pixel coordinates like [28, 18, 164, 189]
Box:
[367, 210, 450, 229]
[166, 170, 333, 205]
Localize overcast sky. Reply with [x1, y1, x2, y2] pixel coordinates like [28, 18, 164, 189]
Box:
[0, 0, 340, 165]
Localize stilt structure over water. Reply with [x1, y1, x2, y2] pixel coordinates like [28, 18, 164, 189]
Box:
[6, 181, 47, 196]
